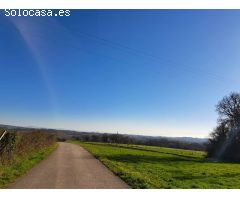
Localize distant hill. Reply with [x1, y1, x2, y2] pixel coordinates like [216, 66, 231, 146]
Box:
[156, 136, 208, 144]
[0, 123, 208, 144]
[122, 134, 208, 144]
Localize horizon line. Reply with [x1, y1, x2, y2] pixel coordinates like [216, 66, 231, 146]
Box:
[0, 122, 209, 139]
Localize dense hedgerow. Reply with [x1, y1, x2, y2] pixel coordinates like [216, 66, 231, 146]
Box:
[0, 130, 56, 164]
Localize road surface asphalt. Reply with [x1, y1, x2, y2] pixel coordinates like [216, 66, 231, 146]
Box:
[10, 142, 130, 189]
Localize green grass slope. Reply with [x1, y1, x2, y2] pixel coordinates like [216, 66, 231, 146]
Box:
[71, 141, 240, 189]
[0, 143, 57, 188]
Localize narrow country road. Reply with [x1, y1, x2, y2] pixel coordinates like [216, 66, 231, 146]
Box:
[10, 142, 129, 189]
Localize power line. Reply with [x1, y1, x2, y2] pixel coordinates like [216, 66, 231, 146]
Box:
[16, 18, 238, 93]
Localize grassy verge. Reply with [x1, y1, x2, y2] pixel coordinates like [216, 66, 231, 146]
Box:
[0, 143, 58, 188]
[70, 141, 240, 189]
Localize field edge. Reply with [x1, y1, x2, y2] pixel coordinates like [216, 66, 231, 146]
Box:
[0, 143, 58, 189]
[69, 140, 146, 188]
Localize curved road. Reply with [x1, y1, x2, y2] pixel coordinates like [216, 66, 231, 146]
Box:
[10, 142, 129, 189]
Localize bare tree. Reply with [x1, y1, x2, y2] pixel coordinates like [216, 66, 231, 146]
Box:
[208, 92, 240, 162]
[216, 92, 240, 126]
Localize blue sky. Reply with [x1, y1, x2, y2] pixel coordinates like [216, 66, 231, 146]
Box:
[0, 10, 240, 137]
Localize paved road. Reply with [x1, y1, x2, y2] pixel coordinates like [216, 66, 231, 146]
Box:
[10, 142, 129, 189]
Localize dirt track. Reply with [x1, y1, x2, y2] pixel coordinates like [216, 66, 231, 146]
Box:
[10, 142, 129, 189]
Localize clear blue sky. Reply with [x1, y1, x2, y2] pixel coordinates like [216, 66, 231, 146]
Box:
[0, 10, 240, 138]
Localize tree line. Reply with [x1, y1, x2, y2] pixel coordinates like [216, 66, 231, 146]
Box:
[65, 133, 206, 151]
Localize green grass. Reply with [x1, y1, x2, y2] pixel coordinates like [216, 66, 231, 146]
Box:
[0, 143, 58, 188]
[71, 141, 240, 189]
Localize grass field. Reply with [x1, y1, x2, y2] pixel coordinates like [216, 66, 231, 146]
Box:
[0, 143, 57, 188]
[71, 141, 240, 189]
